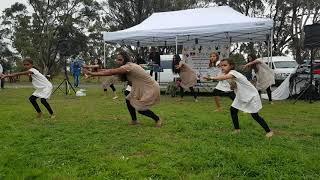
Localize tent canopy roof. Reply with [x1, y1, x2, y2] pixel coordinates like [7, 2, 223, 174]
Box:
[103, 6, 273, 46]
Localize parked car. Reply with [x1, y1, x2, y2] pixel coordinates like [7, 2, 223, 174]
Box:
[259, 56, 298, 84]
[297, 59, 320, 75]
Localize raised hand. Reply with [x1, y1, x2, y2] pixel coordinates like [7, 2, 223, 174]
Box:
[82, 69, 92, 79]
[0, 74, 7, 79]
[203, 76, 211, 81]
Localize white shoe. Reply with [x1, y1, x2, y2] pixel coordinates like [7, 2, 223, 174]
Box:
[112, 96, 118, 100]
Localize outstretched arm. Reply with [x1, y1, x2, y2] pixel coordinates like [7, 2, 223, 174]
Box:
[0, 70, 32, 79]
[83, 67, 127, 77]
[204, 74, 234, 81]
[243, 60, 261, 68]
[83, 64, 100, 68]
[175, 61, 184, 69]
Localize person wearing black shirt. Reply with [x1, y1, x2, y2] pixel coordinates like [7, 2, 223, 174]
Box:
[148, 47, 161, 81]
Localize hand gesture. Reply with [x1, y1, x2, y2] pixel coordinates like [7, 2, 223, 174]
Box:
[0, 74, 7, 79]
[82, 69, 92, 79]
[203, 76, 211, 81]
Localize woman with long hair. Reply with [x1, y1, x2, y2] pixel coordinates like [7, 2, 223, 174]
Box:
[84, 51, 162, 127]
[243, 54, 275, 103]
[172, 54, 198, 102]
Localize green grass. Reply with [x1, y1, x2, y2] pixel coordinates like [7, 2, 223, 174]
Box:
[0, 87, 319, 179]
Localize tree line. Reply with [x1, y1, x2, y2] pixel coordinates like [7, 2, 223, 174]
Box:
[0, 0, 319, 75]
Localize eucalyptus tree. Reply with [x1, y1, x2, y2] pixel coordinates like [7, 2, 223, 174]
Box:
[1, 0, 102, 74]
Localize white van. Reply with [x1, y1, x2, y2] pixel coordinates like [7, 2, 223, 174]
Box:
[259, 56, 298, 84]
[145, 54, 179, 86]
[158, 55, 180, 84]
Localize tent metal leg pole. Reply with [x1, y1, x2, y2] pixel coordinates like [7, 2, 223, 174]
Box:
[175, 36, 178, 54]
[103, 42, 106, 68]
[270, 29, 273, 62]
[267, 33, 270, 65]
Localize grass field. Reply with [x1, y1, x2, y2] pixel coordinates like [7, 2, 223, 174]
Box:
[0, 87, 319, 179]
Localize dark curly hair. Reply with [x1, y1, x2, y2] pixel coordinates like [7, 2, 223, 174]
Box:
[117, 51, 132, 82]
[172, 54, 181, 74]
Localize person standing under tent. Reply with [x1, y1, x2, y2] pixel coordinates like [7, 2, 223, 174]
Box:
[243, 54, 275, 104]
[84, 51, 162, 127]
[207, 51, 235, 111]
[0, 61, 4, 89]
[148, 47, 161, 81]
[205, 58, 273, 137]
[1, 58, 55, 119]
[172, 54, 198, 102]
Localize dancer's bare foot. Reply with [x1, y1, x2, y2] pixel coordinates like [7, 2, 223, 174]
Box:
[266, 131, 274, 138]
[232, 129, 241, 134]
[36, 112, 43, 118]
[214, 108, 223, 112]
[155, 118, 163, 128]
[176, 98, 183, 102]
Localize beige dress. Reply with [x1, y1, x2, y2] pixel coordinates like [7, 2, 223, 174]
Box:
[255, 60, 275, 90]
[178, 61, 197, 89]
[121, 63, 160, 111]
[102, 75, 118, 89]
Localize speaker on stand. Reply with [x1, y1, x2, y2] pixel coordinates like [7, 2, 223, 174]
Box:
[294, 24, 320, 103]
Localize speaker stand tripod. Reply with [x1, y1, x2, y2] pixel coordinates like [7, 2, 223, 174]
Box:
[294, 48, 318, 103]
[52, 59, 76, 95]
[52, 77, 76, 95]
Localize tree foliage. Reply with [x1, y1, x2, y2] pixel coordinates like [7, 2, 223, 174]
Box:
[1, 0, 320, 72]
[1, 0, 102, 74]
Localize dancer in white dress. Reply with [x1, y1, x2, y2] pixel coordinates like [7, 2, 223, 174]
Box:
[244, 54, 275, 103]
[206, 58, 273, 137]
[1, 58, 55, 118]
[206, 51, 235, 111]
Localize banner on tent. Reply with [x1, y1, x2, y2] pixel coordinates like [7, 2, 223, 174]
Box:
[182, 43, 230, 79]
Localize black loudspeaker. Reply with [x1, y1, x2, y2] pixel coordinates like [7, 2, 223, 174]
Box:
[304, 24, 320, 49]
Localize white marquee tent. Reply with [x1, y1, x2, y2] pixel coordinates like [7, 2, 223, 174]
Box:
[102, 6, 273, 47]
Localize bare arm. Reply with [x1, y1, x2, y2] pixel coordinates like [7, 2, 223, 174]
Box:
[83, 64, 100, 68]
[244, 60, 261, 68]
[84, 67, 127, 77]
[211, 74, 234, 81]
[175, 61, 183, 69]
[1, 70, 32, 79]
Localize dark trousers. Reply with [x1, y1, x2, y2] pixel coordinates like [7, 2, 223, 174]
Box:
[212, 89, 236, 100]
[0, 78, 4, 89]
[150, 70, 158, 81]
[73, 74, 80, 87]
[104, 84, 116, 92]
[258, 87, 272, 102]
[230, 106, 271, 132]
[180, 86, 197, 99]
[29, 95, 54, 115]
[124, 90, 159, 122]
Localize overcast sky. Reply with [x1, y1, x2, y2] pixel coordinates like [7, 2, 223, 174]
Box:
[0, 0, 28, 13]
